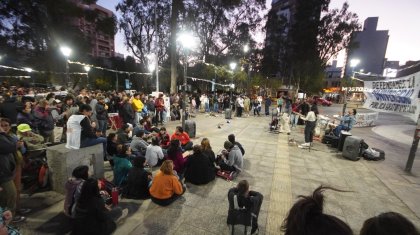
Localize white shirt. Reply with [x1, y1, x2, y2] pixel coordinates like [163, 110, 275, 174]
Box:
[145, 145, 164, 167]
[66, 114, 85, 149]
[302, 111, 317, 122]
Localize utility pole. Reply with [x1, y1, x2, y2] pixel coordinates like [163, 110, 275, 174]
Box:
[154, 0, 159, 92]
[405, 113, 420, 173]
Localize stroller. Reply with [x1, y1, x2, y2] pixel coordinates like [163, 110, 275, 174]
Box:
[269, 108, 279, 132]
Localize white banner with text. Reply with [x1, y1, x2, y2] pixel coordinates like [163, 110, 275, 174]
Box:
[363, 71, 420, 122]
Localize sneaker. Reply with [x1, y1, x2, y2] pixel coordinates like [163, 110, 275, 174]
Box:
[116, 208, 129, 224]
[298, 143, 310, 148]
[12, 215, 26, 223]
[18, 208, 32, 215]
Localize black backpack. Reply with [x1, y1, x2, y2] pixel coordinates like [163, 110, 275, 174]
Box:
[227, 192, 253, 235]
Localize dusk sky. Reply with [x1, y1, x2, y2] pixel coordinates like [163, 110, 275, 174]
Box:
[98, 0, 420, 64]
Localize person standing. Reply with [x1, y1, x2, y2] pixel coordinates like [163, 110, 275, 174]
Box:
[33, 99, 55, 143]
[265, 96, 272, 116]
[132, 93, 144, 127]
[95, 96, 108, 137]
[277, 96, 284, 113]
[299, 105, 317, 148]
[155, 94, 165, 125]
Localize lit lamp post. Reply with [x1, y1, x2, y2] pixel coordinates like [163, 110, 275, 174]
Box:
[243, 44, 250, 93]
[229, 62, 237, 109]
[342, 58, 360, 115]
[84, 66, 91, 89]
[24, 67, 33, 87]
[147, 53, 157, 91]
[177, 32, 197, 130]
[60, 46, 72, 89]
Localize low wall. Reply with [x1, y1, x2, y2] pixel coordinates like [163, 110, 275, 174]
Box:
[47, 143, 104, 194]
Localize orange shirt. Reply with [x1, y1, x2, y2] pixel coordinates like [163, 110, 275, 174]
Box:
[171, 132, 190, 146]
[149, 171, 183, 199]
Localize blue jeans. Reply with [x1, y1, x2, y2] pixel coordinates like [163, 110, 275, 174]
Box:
[97, 119, 107, 136]
[213, 103, 219, 112]
[135, 112, 142, 126]
[81, 137, 107, 159]
[205, 103, 210, 112]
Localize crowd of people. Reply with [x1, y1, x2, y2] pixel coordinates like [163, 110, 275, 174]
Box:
[0, 86, 417, 235]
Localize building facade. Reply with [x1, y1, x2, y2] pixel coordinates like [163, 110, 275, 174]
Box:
[345, 17, 389, 76]
[72, 2, 115, 58]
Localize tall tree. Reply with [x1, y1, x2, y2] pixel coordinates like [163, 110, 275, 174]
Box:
[317, 2, 361, 67]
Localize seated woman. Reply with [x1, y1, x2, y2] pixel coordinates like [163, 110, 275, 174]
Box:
[184, 145, 216, 185]
[145, 137, 165, 167]
[171, 126, 193, 151]
[166, 139, 187, 177]
[72, 178, 127, 235]
[122, 157, 152, 200]
[64, 165, 89, 217]
[201, 138, 216, 164]
[281, 186, 352, 235]
[360, 211, 420, 235]
[113, 144, 133, 187]
[149, 160, 185, 206]
[227, 180, 263, 235]
[143, 116, 159, 133]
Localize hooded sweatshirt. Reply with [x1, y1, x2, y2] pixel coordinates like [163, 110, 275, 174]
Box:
[225, 145, 243, 172]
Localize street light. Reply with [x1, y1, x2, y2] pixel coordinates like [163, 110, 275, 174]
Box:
[229, 62, 237, 108]
[243, 44, 249, 53]
[177, 31, 197, 130]
[24, 67, 34, 91]
[342, 58, 361, 115]
[84, 66, 91, 89]
[60, 46, 72, 89]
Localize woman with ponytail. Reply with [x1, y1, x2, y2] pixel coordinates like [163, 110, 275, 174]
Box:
[281, 186, 352, 235]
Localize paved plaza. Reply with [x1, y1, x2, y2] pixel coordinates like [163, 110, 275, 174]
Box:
[17, 110, 420, 235]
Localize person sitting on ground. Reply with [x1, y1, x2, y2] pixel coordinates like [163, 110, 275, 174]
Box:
[281, 186, 352, 235]
[64, 165, 89, 217]
[218, 141, 243, 174]
[112, 144, 133, 187]
[66, 104, 107, 158]
[228, 134, 245, 156]
[143, 116, 159, 133]
[166, 139, 187, 178]
[184, 145, 216, 185]
[17, 123, 46, 151]
[116, 123, 132, 144]
[171, 126, 193, 151]
[106, 133, 118, 166]
[333, 109, 357, 136]
[156, 127, 171, 149]
[72, 178, 128, 235]
[122, 156, 152, 200]
[360, 211, 420, 235]
[149, 160, 185, 206]
[130, 130, 149, 157]
[133, 119, 151, 135]
[227, 180, 263, 235]
[201, 138, 216, 165]
[145, 136, 165, 167]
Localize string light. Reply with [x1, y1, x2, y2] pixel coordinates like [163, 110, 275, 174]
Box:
[67, 60, 152, 75]
[186, 76, 230, 87]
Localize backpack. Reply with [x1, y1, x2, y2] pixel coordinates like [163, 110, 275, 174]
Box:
[22, 152, 50, 194]
[362, 147, 385, 161]
[227, 193, 253, 235]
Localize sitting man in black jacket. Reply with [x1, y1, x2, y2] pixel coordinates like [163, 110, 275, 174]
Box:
[228, 180, 263, 235]
[122, 156, 152, 199]
[67, 104, 107, 159]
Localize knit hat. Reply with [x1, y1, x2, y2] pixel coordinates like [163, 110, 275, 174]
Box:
[224, 141, 233, 149]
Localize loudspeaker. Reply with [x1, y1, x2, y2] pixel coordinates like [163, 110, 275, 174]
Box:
[185, 120, 196, 138]
[225, 108, 232, 119]
[338, 131, 352, 151]
[342, 136, 363, 161]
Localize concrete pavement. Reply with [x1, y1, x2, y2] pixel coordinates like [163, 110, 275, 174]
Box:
[16, 109, 420, 234]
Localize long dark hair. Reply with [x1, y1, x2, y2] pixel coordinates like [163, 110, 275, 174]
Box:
[167, 139, 181, 157]
[281, 186, 352, 235]
[77, 178, 101, 208]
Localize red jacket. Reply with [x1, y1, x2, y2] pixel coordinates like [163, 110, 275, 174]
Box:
[171, 132, 190, 146]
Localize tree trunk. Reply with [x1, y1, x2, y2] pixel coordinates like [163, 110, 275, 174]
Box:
[170, 0, 182, 94]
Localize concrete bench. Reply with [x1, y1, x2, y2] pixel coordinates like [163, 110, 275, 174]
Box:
[47, 144, 104, 194]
